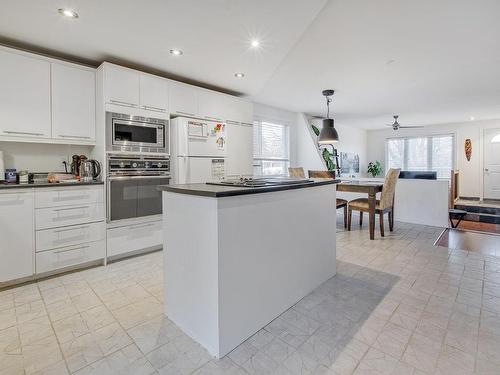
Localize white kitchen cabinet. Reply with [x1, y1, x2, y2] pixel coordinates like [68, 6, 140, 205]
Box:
[107, 219, 162, 258]
[51, 63, 96, 142]
[0, 49, 51, 138]
[169, 82, 198, 117]
[104, 63, 140, 107]
[0, 190, 34, 282]
[223, 97, 254, 124]
[198, 90, 226, 122]
[226, 121, 254, 177]
[140, 73, 169, 113]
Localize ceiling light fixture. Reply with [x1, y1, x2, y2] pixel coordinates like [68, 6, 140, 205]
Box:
[318, 90, 339, 143]
[470, 116, 475, 121]
[169, 49, 183, 56]
[251, 39, 260, 48]
[58, 8, 78, 18]
[234, 73, 245, 78]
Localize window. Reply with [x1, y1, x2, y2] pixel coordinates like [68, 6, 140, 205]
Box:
[253, 119, 290, 175]
[386, 134, 454, 178]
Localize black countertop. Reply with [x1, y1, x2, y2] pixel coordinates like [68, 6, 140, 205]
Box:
[158, 179, 340, 198]
[0, 180, 104, 189]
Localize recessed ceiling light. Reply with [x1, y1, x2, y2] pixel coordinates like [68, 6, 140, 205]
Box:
[234, 73, 245, 78]
[169, 49, 183, 56]
[58, 8, 78, 18]
[251, 39, 260, 48]
[470, 116, 475, 121]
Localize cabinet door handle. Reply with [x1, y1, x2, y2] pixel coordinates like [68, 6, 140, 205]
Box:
[204, 116, 223, 121]
[143, 105, 166, 112]
[58, 135, 92, 139]
[130, 223, 156, 230]
[53, 225, 90, 233]
[226, 120, 240, 125]
[241, 122, 254, 127]
[110, 99, 138, 107]
[53, 206, 90, 212]
[175, 110, 196, 117]
[3, 130, 45, 136]
[53, 245, 90, 254]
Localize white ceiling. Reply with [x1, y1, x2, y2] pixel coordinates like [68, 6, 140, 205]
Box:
[1, 0, 500, 129]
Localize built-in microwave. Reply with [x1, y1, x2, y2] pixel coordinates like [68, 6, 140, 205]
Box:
[106, 112, 169, 154]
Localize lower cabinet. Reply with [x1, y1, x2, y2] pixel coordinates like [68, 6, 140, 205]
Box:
[107, 219, 162, 258]
[36, 240, 104, 274]
[0, 190, 34, 283]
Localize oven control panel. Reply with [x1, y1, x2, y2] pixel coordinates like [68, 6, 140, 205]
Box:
[108, 155, 170, 175]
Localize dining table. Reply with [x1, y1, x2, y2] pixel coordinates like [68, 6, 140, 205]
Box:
[337, 180, 384, 240]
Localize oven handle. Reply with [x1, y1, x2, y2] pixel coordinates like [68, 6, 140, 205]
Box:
[107, 175, 171, 181]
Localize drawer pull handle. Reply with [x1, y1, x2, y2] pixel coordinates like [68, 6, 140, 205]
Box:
[53, 206, 90, 212]
[55, 195, 89, 201]
[53, 225, 90, 233]
[143, 105, 166, 112]
[4, 130, 45, 136]
[110, 99, 138, 107]
[53, 245, 90, 254]
[175, 110, 196, 117]
[131, 223, 156, 229]
[58, 135, 92, 139]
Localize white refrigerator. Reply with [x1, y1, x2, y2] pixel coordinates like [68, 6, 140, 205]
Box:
[171, 117, 226, 184]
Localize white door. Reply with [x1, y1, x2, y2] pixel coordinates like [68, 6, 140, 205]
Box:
[169, 83, 198, 117]
[0, 49, 51, 138]
[104, 63, 140, 107]
[484, 128, 500, 199]
[0, 191, 34, 282]
[226, 121, 253, 177]
[51, 63, 96, 141]
[140, 73, 168, 113]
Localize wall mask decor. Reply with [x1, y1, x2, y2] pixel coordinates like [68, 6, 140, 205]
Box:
[465, 138, 472, 161]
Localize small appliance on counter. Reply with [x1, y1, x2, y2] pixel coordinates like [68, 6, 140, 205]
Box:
[5, 169, 16, 183]
[79, 159, 101, 182]
[71, 154, 87, 177]
[16, 170, 29, 184]
[0, 151, 4, 182]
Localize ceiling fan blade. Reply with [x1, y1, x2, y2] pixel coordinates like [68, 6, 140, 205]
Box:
[398, 125, 424, 128]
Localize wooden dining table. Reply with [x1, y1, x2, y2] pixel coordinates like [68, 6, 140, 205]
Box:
[337, 180, 384, 240]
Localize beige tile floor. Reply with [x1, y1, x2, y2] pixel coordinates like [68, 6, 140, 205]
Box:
[1, 218, 500, 374]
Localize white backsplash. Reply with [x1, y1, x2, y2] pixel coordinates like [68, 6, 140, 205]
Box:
[0, 142, 94, 173]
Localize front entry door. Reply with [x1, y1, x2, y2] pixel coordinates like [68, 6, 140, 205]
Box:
[484, 128, 500, 199]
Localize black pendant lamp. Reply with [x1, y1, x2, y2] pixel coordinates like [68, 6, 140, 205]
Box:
[318, 89, 339, 144]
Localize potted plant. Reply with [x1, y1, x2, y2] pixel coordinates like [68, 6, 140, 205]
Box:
[367, 161, 382, 178]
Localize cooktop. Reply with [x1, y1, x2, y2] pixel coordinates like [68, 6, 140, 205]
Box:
[206, 177, 314, 188]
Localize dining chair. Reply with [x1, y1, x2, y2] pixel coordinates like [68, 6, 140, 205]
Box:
[288, 167, 306, 178]
[308, 170, 348, 228]
[347, 168, 400, 236]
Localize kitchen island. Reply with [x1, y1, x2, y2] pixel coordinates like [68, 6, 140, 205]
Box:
[159, 178, 338, 358]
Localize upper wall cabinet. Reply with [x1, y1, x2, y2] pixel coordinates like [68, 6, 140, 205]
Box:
[0, 49, 51, 138]
[224, 97, 254, 125]
[140, 73, 168, 113]
[104, 63, 140, 107]
[169, 83, 198, 117]
[198, 90, 226, 122]
[52, 63, 96, 141]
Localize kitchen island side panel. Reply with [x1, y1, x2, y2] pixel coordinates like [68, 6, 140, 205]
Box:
[163, 192, 220, 356]
[217, 185, 337, 356]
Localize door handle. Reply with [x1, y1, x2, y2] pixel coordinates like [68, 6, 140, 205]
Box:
[485, 168, 489, 172]
[3, 130, 45, 136]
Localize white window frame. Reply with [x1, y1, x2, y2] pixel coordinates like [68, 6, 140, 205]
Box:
[385, 133, 455, 179]
[253, 117, 290, 176]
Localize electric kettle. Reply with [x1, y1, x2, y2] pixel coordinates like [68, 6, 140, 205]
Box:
[79, 160, 101, 182]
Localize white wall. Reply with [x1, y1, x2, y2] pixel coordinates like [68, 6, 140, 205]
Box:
[0, 142, 93, 172]
[366, 118, 500, 198]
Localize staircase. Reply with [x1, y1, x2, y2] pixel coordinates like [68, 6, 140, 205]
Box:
[454, 201, 500, 224]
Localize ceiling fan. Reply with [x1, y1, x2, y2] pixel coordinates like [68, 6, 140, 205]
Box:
[387, 115, 423, 130]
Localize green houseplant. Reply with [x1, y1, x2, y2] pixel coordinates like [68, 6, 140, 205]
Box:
[367, 161, 382, 177]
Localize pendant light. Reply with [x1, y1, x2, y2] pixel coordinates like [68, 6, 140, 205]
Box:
[318, 89, 339, 144]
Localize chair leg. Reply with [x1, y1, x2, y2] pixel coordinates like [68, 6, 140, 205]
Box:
[348, 208, 352, 231]
[389, 208, 394, 231]
[343, 205, 347, 228]
[379, 212, 385, 237]
[359, 212, 363, 227]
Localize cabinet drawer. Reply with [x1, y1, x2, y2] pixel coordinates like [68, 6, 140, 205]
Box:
[36, 222, 105, 252]
[36, 203, 104, 230]
[36, 240, 104, 274]
[35, 186, 103, 208]
[107, 220, 162, 257]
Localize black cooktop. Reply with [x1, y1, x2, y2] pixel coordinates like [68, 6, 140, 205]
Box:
[206, 177, 314, 188]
